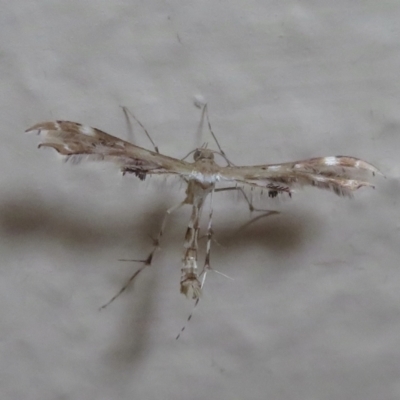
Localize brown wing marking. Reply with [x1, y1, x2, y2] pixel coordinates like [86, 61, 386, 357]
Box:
[220, 156, 380, 197]
[26, 121, 193, 179]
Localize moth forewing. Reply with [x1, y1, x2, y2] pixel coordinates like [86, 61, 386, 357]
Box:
[25, 121, 196, 179]
[219, 155, 380, 198]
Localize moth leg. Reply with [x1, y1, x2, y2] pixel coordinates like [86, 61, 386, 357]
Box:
[99, 201, 185, 310]
[200, 190, 214, 284]
[121, 105, 159, 153]
[215, 187, 279, 215]
[232, 212, 280, 238]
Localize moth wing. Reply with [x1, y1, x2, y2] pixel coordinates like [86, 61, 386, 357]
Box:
[220, 156, 381, 197]
[26, 121, 194, 179]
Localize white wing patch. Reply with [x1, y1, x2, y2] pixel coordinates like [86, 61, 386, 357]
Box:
[321, 156, 339, 166]
[79, 124, 97, 136]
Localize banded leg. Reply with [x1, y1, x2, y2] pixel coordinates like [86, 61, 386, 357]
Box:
[100, 201, 185, 310]
[199, 189, 214, 287]
[121, 105, 159, 153]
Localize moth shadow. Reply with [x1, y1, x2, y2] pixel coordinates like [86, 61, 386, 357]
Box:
[0, 189, 179, 366]
[100, 269, 160, 371]
[215, 209, 321, 264]
[0, 189, 174, 249]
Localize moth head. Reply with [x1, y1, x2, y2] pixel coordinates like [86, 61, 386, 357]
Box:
[193, 148, 214, 161]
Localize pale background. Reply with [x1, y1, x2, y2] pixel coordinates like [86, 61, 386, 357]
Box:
[1, 1, 399, 399]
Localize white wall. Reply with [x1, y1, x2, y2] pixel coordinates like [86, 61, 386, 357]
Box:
[1, 1, 399, 399]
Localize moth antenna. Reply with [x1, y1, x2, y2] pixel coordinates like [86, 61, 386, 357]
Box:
[203, 104, 236, 166]
[121, 105, 159, 153]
